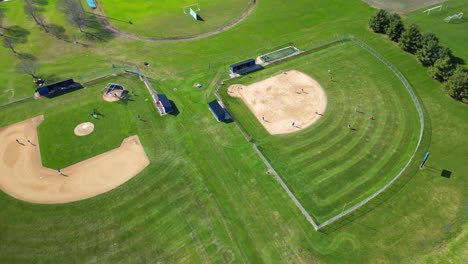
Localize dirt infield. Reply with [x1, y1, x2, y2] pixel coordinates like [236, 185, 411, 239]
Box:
[228, 70, 327, 135]
[102, 89, 124, 102]
[0, 116, 150, 204]
[74, 122, 94, 136]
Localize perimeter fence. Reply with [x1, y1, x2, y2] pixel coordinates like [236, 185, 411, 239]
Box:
[214, 34, 425, 231]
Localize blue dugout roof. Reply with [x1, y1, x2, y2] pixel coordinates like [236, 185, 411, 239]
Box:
[208, 100, 231, 121]
[230, 59, 255, 69]
[157, 94, 173, 113]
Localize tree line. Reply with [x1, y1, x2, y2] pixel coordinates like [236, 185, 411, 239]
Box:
[369, 10, 467, 103]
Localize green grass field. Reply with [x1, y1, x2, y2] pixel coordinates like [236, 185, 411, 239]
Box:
[221, 41, 421, 222]
[99, 0, 252, 38]
[0, 0, 467, 263]
[37, 76, 145, 168]
[404, 0, 468, 60]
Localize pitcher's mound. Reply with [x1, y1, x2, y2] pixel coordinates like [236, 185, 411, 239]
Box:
[74, 122, 94, 136]
[103, 89, 124, 102]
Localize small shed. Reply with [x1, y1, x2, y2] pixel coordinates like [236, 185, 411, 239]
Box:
[208, 100, 231, 121]
[155, 94, 173, 115]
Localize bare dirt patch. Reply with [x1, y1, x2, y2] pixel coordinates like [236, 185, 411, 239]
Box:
[0, 116, 150, 204]
[103, 89, 124, 102]
[74, 122, 95, 136]
[228, 70, 327, 135]
[102, 90, 123, 102]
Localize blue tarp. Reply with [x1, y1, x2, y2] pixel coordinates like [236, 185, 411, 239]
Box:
[87, 0, 96, 9]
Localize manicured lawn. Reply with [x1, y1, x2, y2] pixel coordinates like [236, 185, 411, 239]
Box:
[221, 41, 421, 222]
[99, 0, 252, 38]
[0, 0, 466, 263]
[404, 0, 468, 60]
[37, 76, 143, 168]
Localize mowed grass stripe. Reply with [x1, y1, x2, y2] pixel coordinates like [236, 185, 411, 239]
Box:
[309, 84, 405, 186]
[221, 41, 420, 221]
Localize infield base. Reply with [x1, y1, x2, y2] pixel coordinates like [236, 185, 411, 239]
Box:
[228, 70, 327, 135]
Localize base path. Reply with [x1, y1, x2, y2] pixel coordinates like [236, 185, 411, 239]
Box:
[228, 70, 327, 135]
[0, 116, 150, 204]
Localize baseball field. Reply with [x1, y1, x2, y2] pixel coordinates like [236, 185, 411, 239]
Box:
[0, 0, 466, 263]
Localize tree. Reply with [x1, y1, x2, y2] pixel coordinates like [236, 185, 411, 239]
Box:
[16, 59, 39, 80]
[2, 36, 18, 55]
[0, 9, 5, 36]
[429, 54, 456, 82]
[369, 9, 390, 33]
[386, 13, 404, 42]
[0, 9, 4, 29]
[24, 0, 48, 32]
[62, 0, 88, 32]
[416, 33, 440, 67]
[399, 24, 422, 54]
[445, 66, 468, 102]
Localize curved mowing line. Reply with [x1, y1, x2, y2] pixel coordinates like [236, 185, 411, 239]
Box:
[218, 35, 425, 231]
[315, 36, 425, 230]
[91, 0, 257, 42]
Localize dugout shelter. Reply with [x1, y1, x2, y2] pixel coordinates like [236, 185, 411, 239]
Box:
[36, 79, 82, 98]
[155, 94, 173, 115]
[229, 59, 263, 75]
[208, 100, 231, 121]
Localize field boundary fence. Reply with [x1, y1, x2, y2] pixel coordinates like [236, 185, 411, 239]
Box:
[214, 34, 425, 231]
[316, 35, 425, 229]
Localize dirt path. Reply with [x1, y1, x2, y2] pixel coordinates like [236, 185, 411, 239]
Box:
[0, 116, 150, 204]
[228, 70, 327, 135]
[91, 0, 257, 42]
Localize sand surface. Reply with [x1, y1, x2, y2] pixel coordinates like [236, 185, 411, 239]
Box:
[74, 122, 94, 136]
[228, 70, 327, 134]
[0, 116, 150, 204]
[103, 89, 124, 102]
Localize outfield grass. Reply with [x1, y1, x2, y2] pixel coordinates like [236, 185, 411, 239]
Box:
[0, 0, 467, 263]
[221, 41, 421, 222]
[99, 0, 252, 38]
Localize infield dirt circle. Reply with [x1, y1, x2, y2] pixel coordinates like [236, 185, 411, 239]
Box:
[74, 122, 94, 136]
[102, 89, 124, 102]
[228, 70, 327, 134]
